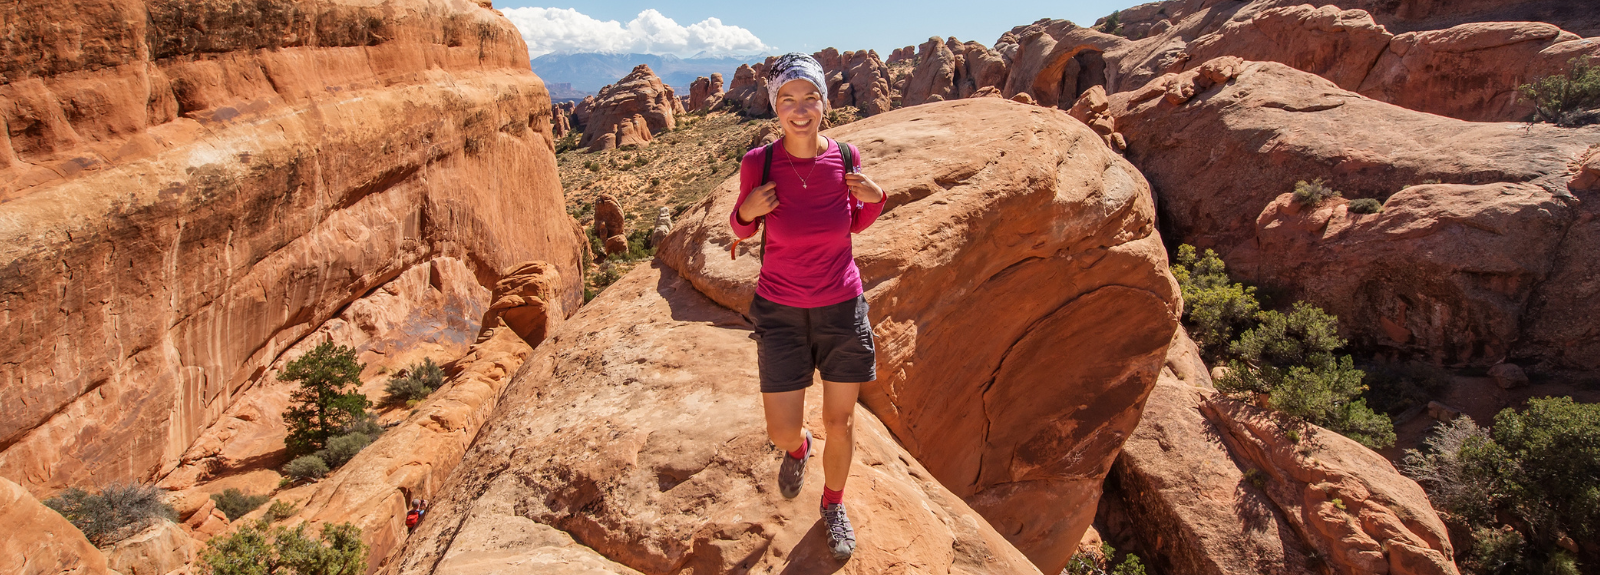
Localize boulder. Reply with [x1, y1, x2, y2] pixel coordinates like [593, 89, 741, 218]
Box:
[483, 261, 567, 346]
[1108, 365, 1460, 575]
[903, 36, 957, 106]
[385, 264, 1042, 575]
[0, 477, 113, 574]
[648, 207, 673, 248]
[594, 194, 627, 255]
[581, 65, 680, 151]
[1487, 363, 1529, 389]
[658, 97, 1180, 573]
[1108, 60, 1600, 368]
[104, 520, 199, 575]
[0, 0, 584, 496]
[1067, 85, 1125, 152]
[269, 325, 534, 571]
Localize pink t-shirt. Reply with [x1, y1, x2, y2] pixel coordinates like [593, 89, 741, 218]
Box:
[730, 138, 884, 308]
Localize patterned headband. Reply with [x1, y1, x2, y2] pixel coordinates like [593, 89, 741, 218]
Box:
[767, 53, 829, 111]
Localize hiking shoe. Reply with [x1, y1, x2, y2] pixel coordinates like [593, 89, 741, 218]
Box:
[821, 502, 857, 561]
[778, 429, 812, 499]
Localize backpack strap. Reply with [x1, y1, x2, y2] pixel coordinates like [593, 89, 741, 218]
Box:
[730, 143, 778, 261]
[837, 139, 855, 174]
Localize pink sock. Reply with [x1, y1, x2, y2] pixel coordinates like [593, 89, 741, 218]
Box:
[822, 487, 844, 506]
[787, 434, 809, 460]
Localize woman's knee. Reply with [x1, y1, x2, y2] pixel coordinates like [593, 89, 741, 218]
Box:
[822, 411, 854, 433]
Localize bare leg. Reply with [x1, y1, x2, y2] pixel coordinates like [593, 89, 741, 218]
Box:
[820, 380, 861, 491]
[762, 388, 807, 454]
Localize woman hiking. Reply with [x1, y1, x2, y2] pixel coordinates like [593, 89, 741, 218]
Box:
[729, 53, 887, 561]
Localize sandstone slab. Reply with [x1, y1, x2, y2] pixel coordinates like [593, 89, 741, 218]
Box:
[0, 477, 113, 575]
[386, 264, 1041, 575]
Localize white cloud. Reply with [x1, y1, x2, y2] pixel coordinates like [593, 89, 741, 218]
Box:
[502, 8, 771, 58]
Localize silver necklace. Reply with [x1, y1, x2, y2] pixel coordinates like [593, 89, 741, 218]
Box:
[784, 139, 824, 189]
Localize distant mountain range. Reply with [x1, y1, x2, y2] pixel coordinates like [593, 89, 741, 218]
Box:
[530, 52, 767, 95]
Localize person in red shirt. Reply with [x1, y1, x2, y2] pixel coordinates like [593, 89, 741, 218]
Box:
[730, 52, 886, 562]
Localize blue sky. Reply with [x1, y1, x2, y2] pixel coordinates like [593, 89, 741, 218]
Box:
[496, 1, 1141, 58]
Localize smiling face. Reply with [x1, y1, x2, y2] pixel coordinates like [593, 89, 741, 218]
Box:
[774, 78, 825, 144]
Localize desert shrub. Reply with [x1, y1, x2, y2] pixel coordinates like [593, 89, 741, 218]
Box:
[200, 519, 367, 575]
[1112, 553, 1147, 575]
[1292, 179, 1341, 207]
[585, 160, 600, 172]
[1219, 303, 1394, 449]
[263, 499, 299, 523]
[212, 489, 270, 521]
[1404, 399, 1600, 572]
[383, 358, 443, 405]
[280, 342, 369, 456]
[1098, 10, 1124, 36]
[554, 132, 580, 154]
[1171, 244, 1260, 360]
[44, 483, 177, 546]
[284, 455, 330, 482]
[1519, 56, 1600, 126]
[1348, 198, 1382, 214]
[314, 432, 373, 469]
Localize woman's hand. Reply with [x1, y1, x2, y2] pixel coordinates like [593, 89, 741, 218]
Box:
[845, 173, 885, 204]
[737, 182, 780, 224]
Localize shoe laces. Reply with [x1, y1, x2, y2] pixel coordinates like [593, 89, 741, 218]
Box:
[822, 504, 854, 542]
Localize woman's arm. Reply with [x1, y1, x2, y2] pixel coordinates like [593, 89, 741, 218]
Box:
[845, 145, 885, 233]
[730, 149, 766, 238]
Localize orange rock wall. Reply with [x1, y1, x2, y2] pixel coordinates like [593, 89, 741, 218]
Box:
[0, 0, 583, 497]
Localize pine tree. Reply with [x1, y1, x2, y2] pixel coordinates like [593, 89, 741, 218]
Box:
[279, 342, 369, 456]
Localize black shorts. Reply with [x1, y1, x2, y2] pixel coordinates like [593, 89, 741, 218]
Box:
[750, 293, 876, 393]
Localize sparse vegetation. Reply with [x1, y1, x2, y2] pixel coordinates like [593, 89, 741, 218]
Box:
[1291, 178, 1341, 207]
[1348, 198, 1382, 214]
[212, 488, 271, 521]
[280, 342, 370, 456]
[315, 431, 373, 469]
[1097, 10, 1125, 36]
[284, 455, 330, 482]
[1173, 244, 1394, 449]
[44, 483, 178, 546]
[383, 358, 444, 406]
[1403, 398, 1600, 572]
[264, 499, 299, 523]
[1518, 56, 1600, 126]
[200, 519, 367, 575]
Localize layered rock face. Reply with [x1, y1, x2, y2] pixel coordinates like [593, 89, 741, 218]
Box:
[581, 64, 685, 151]
[387, 263, 1042, 575]
[1001, 20, 1129, 109]
[659, 97, 1181, 573]
[1108, 60, 1600, 368]
[0, 0, 584, 497]
[903, 36, 957, 105]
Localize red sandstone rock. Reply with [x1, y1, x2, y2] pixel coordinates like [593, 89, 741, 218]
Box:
[155, 257, 491, 492]
[1068, 86, 1125, 152]
[0, 477, 113, 574]
[0, 0, 583, 497]
[271, 325, 534, 571]
[687, 73, 725, 112]
[581, 65, 680, 151]
[658, 97, 1179, 573]
[904, 36, 957, 106]
[1185, 5, 1393, 90]
[385, 264, 1043, 575]
[723, 58, 777, 117]
[1110, 353, 1460, 575]
[1001, 20, 1128, 108]
[833, 49, 894, 116]
[594, 194, 627, 256]
[1358, 21, 1597, 122]
[483, 262, 567, 346]
[1109, 60, 1600, 368]
[104, 520, 199, 575]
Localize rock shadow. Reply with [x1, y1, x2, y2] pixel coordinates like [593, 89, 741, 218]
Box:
[777, 518, 847, 575]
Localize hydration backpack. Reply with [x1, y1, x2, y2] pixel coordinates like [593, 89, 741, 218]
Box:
[405, 509, 420, 528]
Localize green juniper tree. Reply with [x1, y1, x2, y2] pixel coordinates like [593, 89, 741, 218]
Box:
[279, 342, 369, 456]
